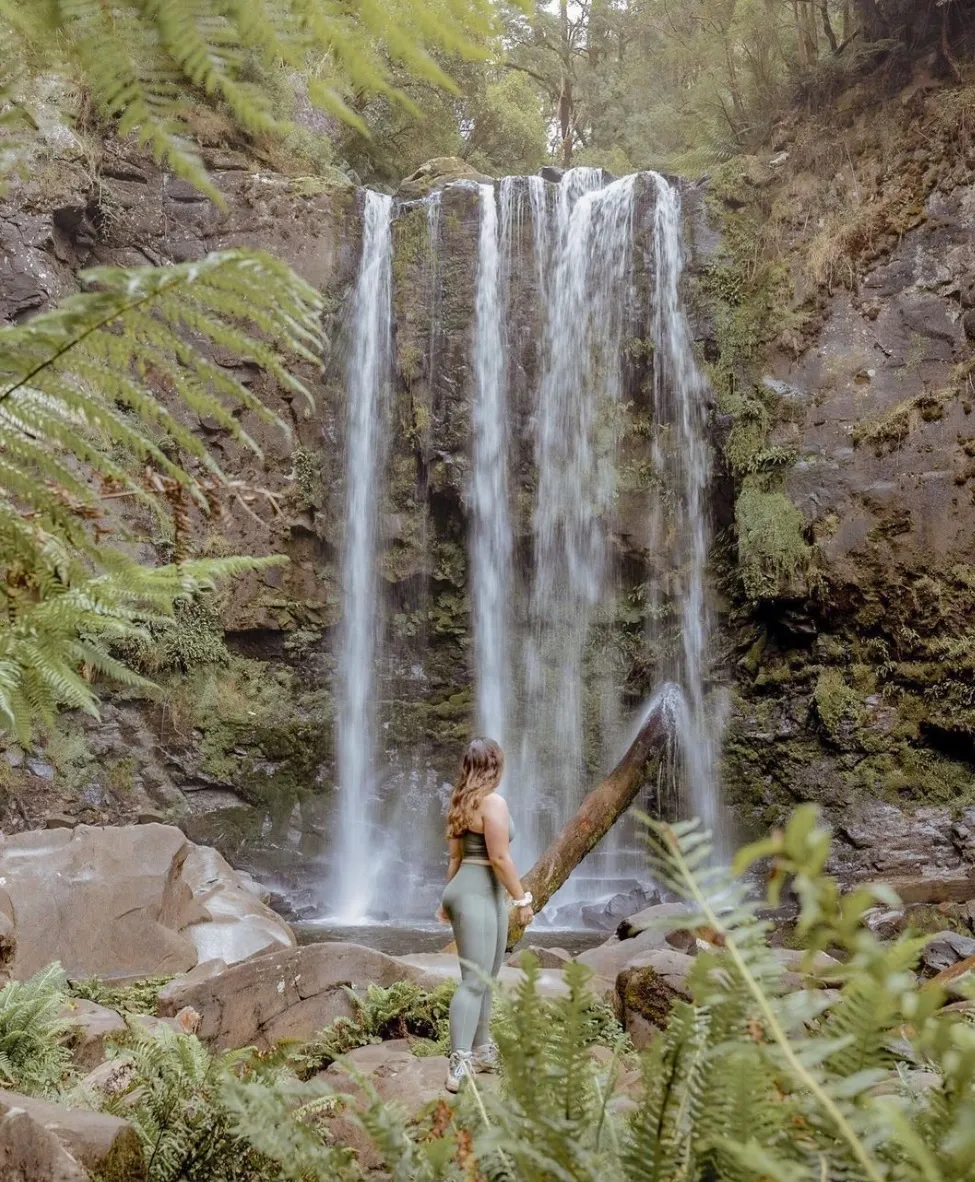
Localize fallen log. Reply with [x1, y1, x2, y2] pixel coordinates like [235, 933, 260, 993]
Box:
[508, 682, 683, 948]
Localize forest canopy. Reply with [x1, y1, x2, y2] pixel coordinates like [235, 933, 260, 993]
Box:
[340, 0, 974, 183]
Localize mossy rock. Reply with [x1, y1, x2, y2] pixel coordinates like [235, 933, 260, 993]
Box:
[616, 951, 693, 1030]
[397, 156, 493, 199]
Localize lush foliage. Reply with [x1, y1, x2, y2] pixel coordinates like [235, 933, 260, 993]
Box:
[68, 974, 173, 1016]
[0, 963, 73, 1096]
[0, 0, 504, 197]
[6, 808, 975, 1178]
[291, 980, 458, 1076]
[0, 250, 321, 742]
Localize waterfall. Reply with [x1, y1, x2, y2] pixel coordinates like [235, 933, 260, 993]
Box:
[322, 169, 722, 924]
[648, 173, 724, 849]
[471, 183, 511, 746]
[333, 190, 393, 921]
[519, 171, 638, 864]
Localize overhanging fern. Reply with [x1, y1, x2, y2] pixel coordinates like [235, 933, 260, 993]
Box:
[0, 249, 322, 741]
[0, 0, 503, 198]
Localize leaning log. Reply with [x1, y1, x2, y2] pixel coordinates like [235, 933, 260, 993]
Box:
[508, 682, 682, 948]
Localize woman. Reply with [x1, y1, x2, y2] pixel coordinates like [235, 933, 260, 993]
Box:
[436, 737, 535, 1092]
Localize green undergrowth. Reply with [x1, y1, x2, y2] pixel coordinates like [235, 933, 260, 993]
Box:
[851, 362, 975, 456]
[291, 981, 457, 1076]
[68, 974, 173, 1016]
[9, 810, 975, 1179]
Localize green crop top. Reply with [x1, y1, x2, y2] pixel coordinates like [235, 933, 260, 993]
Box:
[460, 816, 514, 859]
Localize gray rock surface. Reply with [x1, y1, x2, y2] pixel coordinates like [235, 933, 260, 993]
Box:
[0, 824, 293, 979]
[921, 930, 975, 974]
[158, 942, 437, 1051]
[0, 1087, 145, 1180]
[616, 949, 695, 1048]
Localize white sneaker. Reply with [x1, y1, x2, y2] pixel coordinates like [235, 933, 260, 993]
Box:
[445, 1050, 473, 1093]
[471, 1041, 500, 1073]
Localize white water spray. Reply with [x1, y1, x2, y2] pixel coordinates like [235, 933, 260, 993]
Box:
[334, 190, 394, 920]
[648, 173, 724, 849]
[471, 183, 511, 746]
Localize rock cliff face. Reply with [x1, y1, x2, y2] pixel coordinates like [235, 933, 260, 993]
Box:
[4, 65, 975, 903]
[696, 64, 975, 879]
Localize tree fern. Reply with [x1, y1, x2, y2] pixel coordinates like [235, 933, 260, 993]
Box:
[0, 0, 504, 198]
[0, 249, 321, 741]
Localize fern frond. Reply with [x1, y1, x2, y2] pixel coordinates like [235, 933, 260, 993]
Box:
[0, 964, 73, 1096]
[0, 0, 502, 195]
[0, 248, 319, 741]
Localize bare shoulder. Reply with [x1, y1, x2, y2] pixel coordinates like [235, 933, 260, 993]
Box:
[481, 793, 509, 822]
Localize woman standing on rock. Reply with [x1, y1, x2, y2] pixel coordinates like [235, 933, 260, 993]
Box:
[436, 737, 535, 1092]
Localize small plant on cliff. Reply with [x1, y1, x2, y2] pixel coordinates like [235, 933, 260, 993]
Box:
[813, 667, 864, 738]
[735, 477, 816, 601]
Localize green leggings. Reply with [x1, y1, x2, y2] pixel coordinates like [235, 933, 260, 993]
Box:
[442, 862, 507, 1052]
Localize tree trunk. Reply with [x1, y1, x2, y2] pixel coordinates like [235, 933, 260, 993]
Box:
[820, 1, 839, 51]
[507, 683, 681, 948]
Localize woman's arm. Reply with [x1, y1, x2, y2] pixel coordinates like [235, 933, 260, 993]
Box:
[482, 796, 529, 902]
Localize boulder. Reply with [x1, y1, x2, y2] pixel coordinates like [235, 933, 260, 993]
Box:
[615, 901, 692, 942]
[770, 948, 845, 987]
[0, 1088, 145, 1180]
[505, 946, 572, 970]
[863, 907, 906, 939]
[397, 157, 493, 198]
[616, 950, 694, 1048]
[580, 887, 659, 933]
[0, 1106, 88, 1182]
[576, 918, 690, 982]
[60, 1000, 127, 1071]
[321, 1041, 499, 1171]
[158, 942, 436, 1051]
[398, 953, 615, 1004]
[0, 825, 294, 980]
[921, 931, 975, 975]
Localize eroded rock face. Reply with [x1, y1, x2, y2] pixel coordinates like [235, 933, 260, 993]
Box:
[712, 174, 975, 877]
[0, 824, 294, 980]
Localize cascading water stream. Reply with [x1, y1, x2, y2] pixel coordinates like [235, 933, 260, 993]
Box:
[471, 183, 511, 747]
[333, 190, 394, 921]
[519, 171, 638, 866]
[648, 172, 725, 851]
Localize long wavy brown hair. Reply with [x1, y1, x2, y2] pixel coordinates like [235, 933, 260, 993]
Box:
[446, 738, 504, 838]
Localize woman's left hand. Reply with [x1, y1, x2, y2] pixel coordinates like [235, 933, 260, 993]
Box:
[517, 905, 534, 926]
[435, 904, 449, 925]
